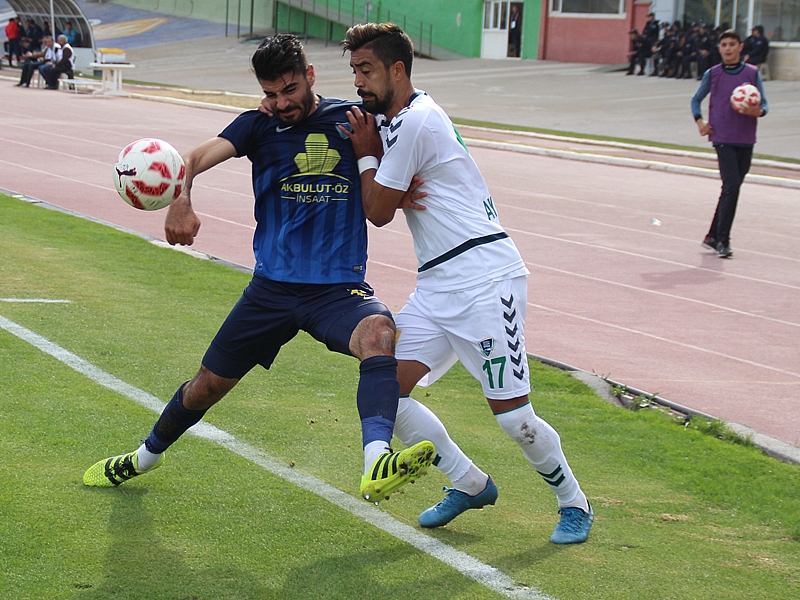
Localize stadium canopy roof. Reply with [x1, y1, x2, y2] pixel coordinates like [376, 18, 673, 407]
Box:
[6, 0, 95, 49]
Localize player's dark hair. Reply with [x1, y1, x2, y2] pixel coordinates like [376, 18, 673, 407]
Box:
[251, 34, 308, 81]
[342, 22, 414, 77]
[719, 29, 741, 43]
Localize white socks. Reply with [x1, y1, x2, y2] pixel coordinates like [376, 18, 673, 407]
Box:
[363, 440, 391, 474]
[134, 443, 162, 471]
[494, 403, 589, 511]
[393, 396, 489, 496]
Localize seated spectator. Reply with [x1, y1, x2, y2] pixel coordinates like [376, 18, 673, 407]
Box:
[16, 35, 56, 87]
[695, 23, 712, 79]
[743, 25, 769, 66]
[42, 34, 74, 89]
[650, 22, 672, 76]
[666, 33, 689, 78]
[679, 23, 703, 79]
[63, 21, 79, 47]
[20, 18, 43, 53]
[626, 29, 648, 75]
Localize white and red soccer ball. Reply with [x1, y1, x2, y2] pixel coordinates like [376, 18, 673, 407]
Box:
[114, 138, 185, 211]
[730, 84, 761, 112]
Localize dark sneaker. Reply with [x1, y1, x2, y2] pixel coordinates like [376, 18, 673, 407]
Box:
[701, 235, 717, 251]
[418, 476, 499, 528]
[550, 504, 594, 544]
[716, 242, 733, 258]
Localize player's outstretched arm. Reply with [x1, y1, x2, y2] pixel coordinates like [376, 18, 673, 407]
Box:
[165, 137, 237, 246]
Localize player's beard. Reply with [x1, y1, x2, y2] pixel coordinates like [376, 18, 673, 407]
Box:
[358, 87, 394, 116]
[275, 85, 317, 126]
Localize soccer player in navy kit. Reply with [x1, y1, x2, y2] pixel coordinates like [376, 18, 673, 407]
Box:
[341, 23, 593, 544]
[84, 34, 433, 503]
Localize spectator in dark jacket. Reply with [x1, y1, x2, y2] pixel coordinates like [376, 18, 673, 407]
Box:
[694, 24, 713, 80]
[708, 27, 722, 67]
[651, 22, 671, 76]
[20, 18, 43, 53]
[743, 25, 769, 66]
[626, 29, 647, 75]
[643, 13, 660, 43]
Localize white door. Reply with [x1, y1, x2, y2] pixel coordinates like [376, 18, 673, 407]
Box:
[481, 1, 511, 59]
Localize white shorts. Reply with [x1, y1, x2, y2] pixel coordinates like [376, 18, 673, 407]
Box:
[395, 275, 531, 400]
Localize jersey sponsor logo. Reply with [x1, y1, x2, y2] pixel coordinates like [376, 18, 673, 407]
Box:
[279, 134, 353, 204]
[293, 133, 340, 174]
[479, 337, 495, 357]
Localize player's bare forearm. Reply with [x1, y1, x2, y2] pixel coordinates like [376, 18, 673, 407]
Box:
[360, 174, 401, 227]
[184, 138, 237, 183]
[164, 138, 235, 245]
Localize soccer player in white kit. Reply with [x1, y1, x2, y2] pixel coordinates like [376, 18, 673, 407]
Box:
[341, 23, 594, 544]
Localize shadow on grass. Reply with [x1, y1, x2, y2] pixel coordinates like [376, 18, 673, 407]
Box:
[78, 487, 274, 599]
[278, 548, 486, 598]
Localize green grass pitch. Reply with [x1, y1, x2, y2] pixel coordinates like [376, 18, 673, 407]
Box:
[1, 193, 799, 599]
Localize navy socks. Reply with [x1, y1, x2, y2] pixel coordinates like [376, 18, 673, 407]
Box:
[357, 355, 399, 447]
[144, 382, 208, 454]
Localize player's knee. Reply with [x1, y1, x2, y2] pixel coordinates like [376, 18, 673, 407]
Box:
[350, 314, 396, 359]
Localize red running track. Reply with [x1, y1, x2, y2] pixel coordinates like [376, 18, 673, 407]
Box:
[1, 88, 798, 448]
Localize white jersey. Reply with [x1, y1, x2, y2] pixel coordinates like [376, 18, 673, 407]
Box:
[374, 91, 528, 292]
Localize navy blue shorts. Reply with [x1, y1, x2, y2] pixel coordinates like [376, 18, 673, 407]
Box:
[202, 275, 393, 379]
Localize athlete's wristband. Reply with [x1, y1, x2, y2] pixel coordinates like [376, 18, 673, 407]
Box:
[357, 156, 380, 174]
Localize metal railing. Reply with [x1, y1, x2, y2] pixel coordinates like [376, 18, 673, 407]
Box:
[224, 0, 434, 58]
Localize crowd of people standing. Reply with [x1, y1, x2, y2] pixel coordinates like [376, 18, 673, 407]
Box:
[627, 14, 770, 81]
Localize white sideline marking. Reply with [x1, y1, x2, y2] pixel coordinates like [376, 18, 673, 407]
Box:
[0, 298, 71, 303]
[0, 314, 551, 600]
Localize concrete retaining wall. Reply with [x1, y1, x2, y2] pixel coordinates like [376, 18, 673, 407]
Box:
[769, 44, 800, 81]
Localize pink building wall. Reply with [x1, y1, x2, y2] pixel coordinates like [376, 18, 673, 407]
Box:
[539, 1, 652, 64]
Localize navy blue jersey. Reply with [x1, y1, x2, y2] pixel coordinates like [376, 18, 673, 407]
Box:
[219, 97, 366, 284]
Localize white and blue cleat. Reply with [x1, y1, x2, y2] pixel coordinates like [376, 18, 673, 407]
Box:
[549, 503, 594, 544]
[418, 476, 499, 528]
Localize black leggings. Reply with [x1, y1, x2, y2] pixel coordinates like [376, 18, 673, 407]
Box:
[708, 144, 753, 245]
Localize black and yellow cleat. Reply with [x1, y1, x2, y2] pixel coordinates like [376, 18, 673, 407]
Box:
[360, 440, 435, 505]
[83, 451, 164, 487]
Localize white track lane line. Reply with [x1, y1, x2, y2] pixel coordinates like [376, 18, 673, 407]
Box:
[525, 261, 800, 329]
[0, 314, 551, 600]
[509, 227, 800, 291]
[525, 302, 800, 380]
